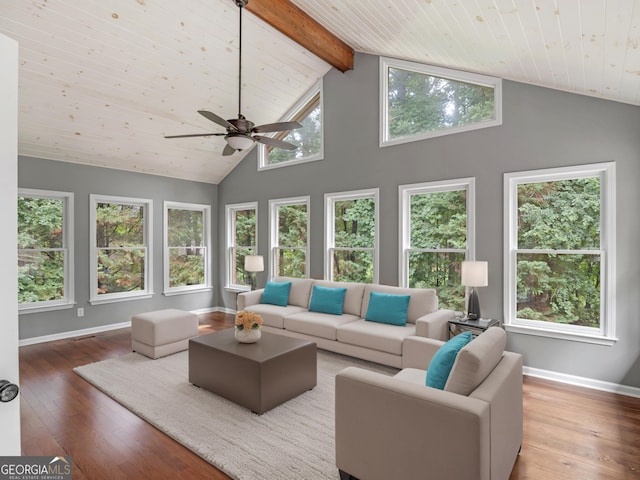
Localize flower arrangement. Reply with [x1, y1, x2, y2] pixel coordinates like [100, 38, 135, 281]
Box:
[235, 310, 263, 331]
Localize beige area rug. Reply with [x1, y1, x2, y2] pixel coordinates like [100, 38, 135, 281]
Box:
[74, 347, 397, 480]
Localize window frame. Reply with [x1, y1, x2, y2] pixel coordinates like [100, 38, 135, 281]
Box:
[324, 188, 379, 283]
[225, 201, 258, 291]
[89, 194, 153, 305]
[269, 196, 310, 279]
[163, 201, 212, 296]
[18, 188, 75, 314]
[379, 57, 502, 148]
[398, 178, 475, 303]
[258, 80, 324, 170]
[503, 162, 616, 345]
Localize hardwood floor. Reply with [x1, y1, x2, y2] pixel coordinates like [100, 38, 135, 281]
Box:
[19, 312, 640, 479]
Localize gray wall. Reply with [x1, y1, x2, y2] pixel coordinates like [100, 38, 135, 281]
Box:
[18, 157, 218, 340]
[218, 53, 640, 388]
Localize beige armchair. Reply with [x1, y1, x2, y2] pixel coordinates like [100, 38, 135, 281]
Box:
[335, 327, 523, 480]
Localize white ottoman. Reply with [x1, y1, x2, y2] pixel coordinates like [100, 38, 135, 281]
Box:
[131, 309, 199, 359]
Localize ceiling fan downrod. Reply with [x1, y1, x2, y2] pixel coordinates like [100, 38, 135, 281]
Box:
[235, 0, 248, 120]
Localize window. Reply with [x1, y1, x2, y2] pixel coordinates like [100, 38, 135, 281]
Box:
[226, 202, 257, 290]
[90, 195, 153, 304]
[258, 81, 323, 169]
[399, 178, 475, 311]
[504, 162, 616, 345]
[18, 189, 74, 313]
[325, 189, 379, 283]
[269, 196, 310, 278]
[163, 201, 211, 295]
[380, 57, 501, 147]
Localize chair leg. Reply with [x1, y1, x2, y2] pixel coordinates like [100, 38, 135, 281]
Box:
[339, 470, 358, 480]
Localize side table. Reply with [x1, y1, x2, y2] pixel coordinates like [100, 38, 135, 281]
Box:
[448, 317, 500, 339]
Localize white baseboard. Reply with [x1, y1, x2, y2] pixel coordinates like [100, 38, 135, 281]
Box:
[523, 366, 640, 399]
[19, 321, 131, 347]
[19, 307, 231, 347]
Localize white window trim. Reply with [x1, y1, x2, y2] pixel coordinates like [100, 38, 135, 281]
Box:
[269, 196, 310, 280]
[89, 194, 153, 305]
[398, 178, 476, 288]
[258, 80, 324, 170]
[163, 201, 212, 296]
[503, 162, 616, 346]
[225, 201, 258, 292]
[380, 57, 502, 148]
[324, 188, 380, 283]
[18, 188, 75, 314]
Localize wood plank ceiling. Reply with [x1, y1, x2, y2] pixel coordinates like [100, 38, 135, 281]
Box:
[1, 0, 639, 184]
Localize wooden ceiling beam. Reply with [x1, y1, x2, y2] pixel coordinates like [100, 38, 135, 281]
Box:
[245, 0, 354, 72]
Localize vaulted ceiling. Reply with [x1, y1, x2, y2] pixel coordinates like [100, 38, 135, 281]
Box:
[2, 1, 639, 184]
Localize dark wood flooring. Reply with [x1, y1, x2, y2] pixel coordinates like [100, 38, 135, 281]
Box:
[19, 312, 640, 479]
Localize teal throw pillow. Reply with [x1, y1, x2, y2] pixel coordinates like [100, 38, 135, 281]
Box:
[365, 292, 411, 326]
[308, 285, 347, 315]
[260, 281, 292, 307]
[426, 332, 473, 390]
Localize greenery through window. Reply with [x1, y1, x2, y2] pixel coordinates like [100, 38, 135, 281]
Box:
[18, 189, 74, 311]
[400, 180, 473, 311]
[226, 203, 257, 288]
[165, 202, 210, 293]
[381, 58, 501, 146]
[505, 163, 615, 343]
[90, 195, 152, 303]
[259, 82, 323, 169]
[270, 198, 309, 278]
[326, 189, 378, 283]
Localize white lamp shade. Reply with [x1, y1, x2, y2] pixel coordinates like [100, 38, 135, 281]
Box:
[244, 255, 264, 272]
[226, 134, 254, 151]
[461, 261, 488, 287]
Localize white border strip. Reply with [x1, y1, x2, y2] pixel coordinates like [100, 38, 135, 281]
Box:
[524, 366, 640, 399]
[18, 307, 224, 347]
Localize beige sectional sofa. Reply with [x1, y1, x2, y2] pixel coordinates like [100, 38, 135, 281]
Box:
[237, 277, 456, 368]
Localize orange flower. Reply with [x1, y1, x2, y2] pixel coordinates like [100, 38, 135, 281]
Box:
[235, 310, 264, 330]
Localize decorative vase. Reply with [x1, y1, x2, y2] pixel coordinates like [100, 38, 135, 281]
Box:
[235, 327, 261, 344]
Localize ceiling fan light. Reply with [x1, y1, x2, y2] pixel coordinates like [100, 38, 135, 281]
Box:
[226, 134, 254, 151]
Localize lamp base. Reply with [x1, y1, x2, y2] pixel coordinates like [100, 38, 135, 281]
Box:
[467, 287, 481, 320]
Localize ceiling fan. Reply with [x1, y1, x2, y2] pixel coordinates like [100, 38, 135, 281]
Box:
[165, 0, 302, 156]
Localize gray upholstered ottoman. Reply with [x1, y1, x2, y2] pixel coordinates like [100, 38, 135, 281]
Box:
[131, 309, 199, 359]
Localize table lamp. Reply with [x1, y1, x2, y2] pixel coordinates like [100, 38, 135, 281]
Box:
[461, 261, 488, 320]
[244, 255, 264, 290]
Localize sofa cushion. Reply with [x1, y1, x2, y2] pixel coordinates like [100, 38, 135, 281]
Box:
[362, 284, 438, 324]
[313, 280, 365, 316]
[273, 276, 313, 308]
[365, 292, 410, 326]
[309, 285, 347, 315]
[244, 304, 307, 329]
[426, 332, 473, 390]
[260, 281, 291, 307]
[393, 368, 427, 385]
[337, 319, 416, 356]
[445, 327, 506, 395]
[284, 311, 360, 340]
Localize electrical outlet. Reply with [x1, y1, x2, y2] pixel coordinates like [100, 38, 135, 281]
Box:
[77, 308, 84, 317]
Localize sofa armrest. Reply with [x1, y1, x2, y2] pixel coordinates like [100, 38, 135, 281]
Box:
[236, 289, 263, 310]
[401, 336, 444, 369]
[335, 367, 491, 480]
[414, 308, 456, 341]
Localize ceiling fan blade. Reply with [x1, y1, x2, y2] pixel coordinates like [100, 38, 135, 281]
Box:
[254, 135, 298, 151]
[252, 121, 302, 133]
[222, 143, 236, 156]
[198, 110, 236, 130]
[164, 133, 225, 138]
